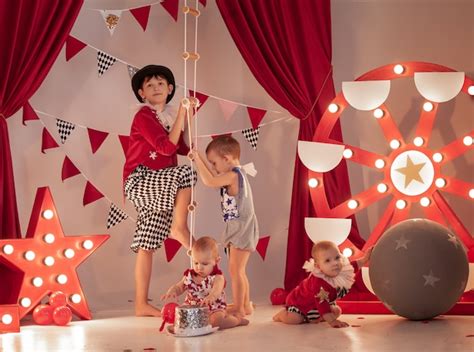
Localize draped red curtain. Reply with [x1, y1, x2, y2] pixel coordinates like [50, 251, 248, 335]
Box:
[216, 0, 365, 290]
[0, 0, 83, 239]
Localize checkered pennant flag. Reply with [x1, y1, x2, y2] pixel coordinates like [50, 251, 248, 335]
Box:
[56, 119, 76, 144]
[107, 203, 129, 229]
[242, 127, 260, 150]
[97, 51, 117, 77]
[127, 65, 139, 79]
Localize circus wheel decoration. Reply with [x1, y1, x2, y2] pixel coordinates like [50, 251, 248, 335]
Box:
[299, 61, 473, 313]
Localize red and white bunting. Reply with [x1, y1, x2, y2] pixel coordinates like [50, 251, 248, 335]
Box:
[218, 100, 238, 121]
[164, 238, 182, 262]
[56, 119, 76, 144]
[127, 65, 139, 80]
[65, 36, 87, 62]
[247, 107, 267, 130]
[100, 10, 122, 35]
[242, 127, 260, 151]
[97, 51, 117, 77]
[107, 203, 129, 229]
[41, 128, 59, 153]
[87, 128, 109, 154]
[83, 181, 104, 206]
[118, 135, 130, 156]
[189, 90, 209, 111]
[161, 0, 179, 22]
[22, 102, 39, 125]
[256, 236, 271, 260]
[199, 0, 207, 6]
[130, 5, 151, 31]
[61, 156, 81, 181]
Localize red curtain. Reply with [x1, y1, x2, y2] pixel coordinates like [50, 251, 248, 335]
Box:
[0, 0, 83, 239]
[217, 0, 365, 290]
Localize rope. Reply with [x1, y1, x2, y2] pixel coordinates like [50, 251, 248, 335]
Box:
[301, 65, 333, 120]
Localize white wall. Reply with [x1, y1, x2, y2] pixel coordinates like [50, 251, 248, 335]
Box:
[7, 0, 473, 313]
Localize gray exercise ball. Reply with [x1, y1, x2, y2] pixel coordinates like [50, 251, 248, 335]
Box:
[369, 218, 468, 320]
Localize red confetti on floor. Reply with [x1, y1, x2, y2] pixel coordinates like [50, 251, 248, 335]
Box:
[357, 317, 365, 319]
[143, 348, 156, 351]
[351, 325, 361, 328]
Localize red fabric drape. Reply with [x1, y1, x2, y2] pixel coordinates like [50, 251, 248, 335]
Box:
[217, 0, 365, 290]
[0, 0, 83, 239]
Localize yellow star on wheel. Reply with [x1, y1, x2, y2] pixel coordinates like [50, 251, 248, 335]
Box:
[315, 287, 329, 303]
[395, 155, 426, 188]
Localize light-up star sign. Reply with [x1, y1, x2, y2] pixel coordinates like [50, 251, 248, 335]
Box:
[390, 150, 434, 196]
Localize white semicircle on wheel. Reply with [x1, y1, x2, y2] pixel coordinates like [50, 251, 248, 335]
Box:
[465, 263, 474, 292]
[342, 80, 391, 111]
[297, 141, 344, 172]
[361, 267, 376, 295]
[304, 217, 352, 245]
[414, 72, 464, 103]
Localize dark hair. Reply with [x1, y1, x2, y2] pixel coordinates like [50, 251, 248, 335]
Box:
[205, 135, 240, 159]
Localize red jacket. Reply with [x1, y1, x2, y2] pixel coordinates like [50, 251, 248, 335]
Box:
[123, 106, 189, 184]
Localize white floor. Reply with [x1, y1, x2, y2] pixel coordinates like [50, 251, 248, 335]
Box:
[1, 304, 473, 352]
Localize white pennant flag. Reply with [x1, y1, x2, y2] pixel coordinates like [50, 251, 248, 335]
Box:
[218, 100, 239, 121]
[100, 10, 122, 35]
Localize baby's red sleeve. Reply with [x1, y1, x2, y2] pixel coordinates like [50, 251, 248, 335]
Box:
[134, 109, 178, 156]
[309, 279, 332, 316]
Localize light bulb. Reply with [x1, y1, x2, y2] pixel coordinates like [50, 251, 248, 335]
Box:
[20, 297, 31, 308]
[435, 178, 446, 188]
[373, 108, 384, 119]
[82, 240, 93, 250]
[377, 183, 388, 193]
[43, 256, 55, 266]
[3, 244, 14, 255]
[43, 233, 55, 244]
[328, 103, 339, 113]
[24, 251, 35, 261]
[420, 197, 431, 207]
[390, 139, 401, 149]
[343, 149, 353, 159]
[463, 136, 473, 146]
[432, 153, 443, 163]
[342, 248, 353, 258]
[413, 137, 424, 147]
[347, 199, 359, 209]
[42, 209, 54, 219]
[393, 64, 404, 74]
[70, 294, 82, 304]
[1, 314, 13, 325]
[469, 189, 474, 199]
[375, 159, 385, 169]
[32, 277, 43, 287]
[57, 274, 68, 284]
[467, 85, 474, 95]
[396, 199, 407, 209]
[64, 248, 75, 259]
[423, 102, 434, 112]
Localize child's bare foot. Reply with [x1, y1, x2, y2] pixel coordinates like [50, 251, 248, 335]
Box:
[238, 317, 250, 326]
[272, 310, 284, 322]
[135, 303, 161, 317]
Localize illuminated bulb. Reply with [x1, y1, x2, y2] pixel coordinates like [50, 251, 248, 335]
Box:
[70, 294, 82, 304]
[413, 137, 424, 147]
[83, 240, 94, 250]
[64, 248, 75, 259]
[420, 197, 431, 207]
[377, 183, 388, 193]
[396, 199, 407, 209]
[375, 159, 386, 169]
[343, 149, 353, 159]
[432, 152, 443, 163]
[20, 297, 31, 308]
[43, 233, 55, 244]
[347, 199, 359, 209]
[423, 102, 434, 112]
[469, 189, 474, 199]
[435, 178, 446, 188]
[43, 256, 55, 266]
[42, 209, 54, 219]
[463, 136, 473, 146]
[342, 247, 353, 258]
[468, 85, 474, 95]
[1, 314, 13, 325]
[57, 274, 68, 284]
[3, 244, 14, 255]
[24, 251, 35, 261]
[390, 139, 401, 149]
[393, 64, 404, 74]
[373, 108, 384, 119]
[328, 103, 339, 113]
[32, 277, 43, 287]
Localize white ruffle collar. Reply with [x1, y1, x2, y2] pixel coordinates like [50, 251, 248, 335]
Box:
[135, 103, 177, 131]
[302, 256, 355, 290]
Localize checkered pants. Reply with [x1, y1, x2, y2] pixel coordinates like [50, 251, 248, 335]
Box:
[124, 164, 197, 252]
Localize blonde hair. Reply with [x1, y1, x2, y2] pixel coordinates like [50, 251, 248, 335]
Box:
[205, 135, 240, 159]
[311, 241, 339, 262]
[192, 236, 219, 258]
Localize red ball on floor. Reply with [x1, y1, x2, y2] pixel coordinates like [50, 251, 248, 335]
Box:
[270, 288, 288, 305]
[49, 291, 67, 308]
[33, 304, 54, 325]
[53, 306, 72, 326]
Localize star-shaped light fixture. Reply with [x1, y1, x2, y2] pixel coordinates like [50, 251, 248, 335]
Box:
[0, 187, 109, 321]
[395, 155, 426, 188]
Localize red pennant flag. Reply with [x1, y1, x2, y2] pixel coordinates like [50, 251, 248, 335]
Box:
[189, 90, 209, 111]
[161, 0, 179, 22]
[65, 35, 87, 62]
[130, 5, 151, 31]
[22, 102, 39, 125]
[41, 128, 59, 153]
[87, 128, 109, 154]
[164, 238, 182, 262]
[247, 107, 266, 130]
[118, 135, 130, 156]
[211, 133, 232, 140]
[256, 236, 270, 260]
[199, 0, 207, 6]
[61, 156, 80, 181]
[83, 181, 104, 206]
